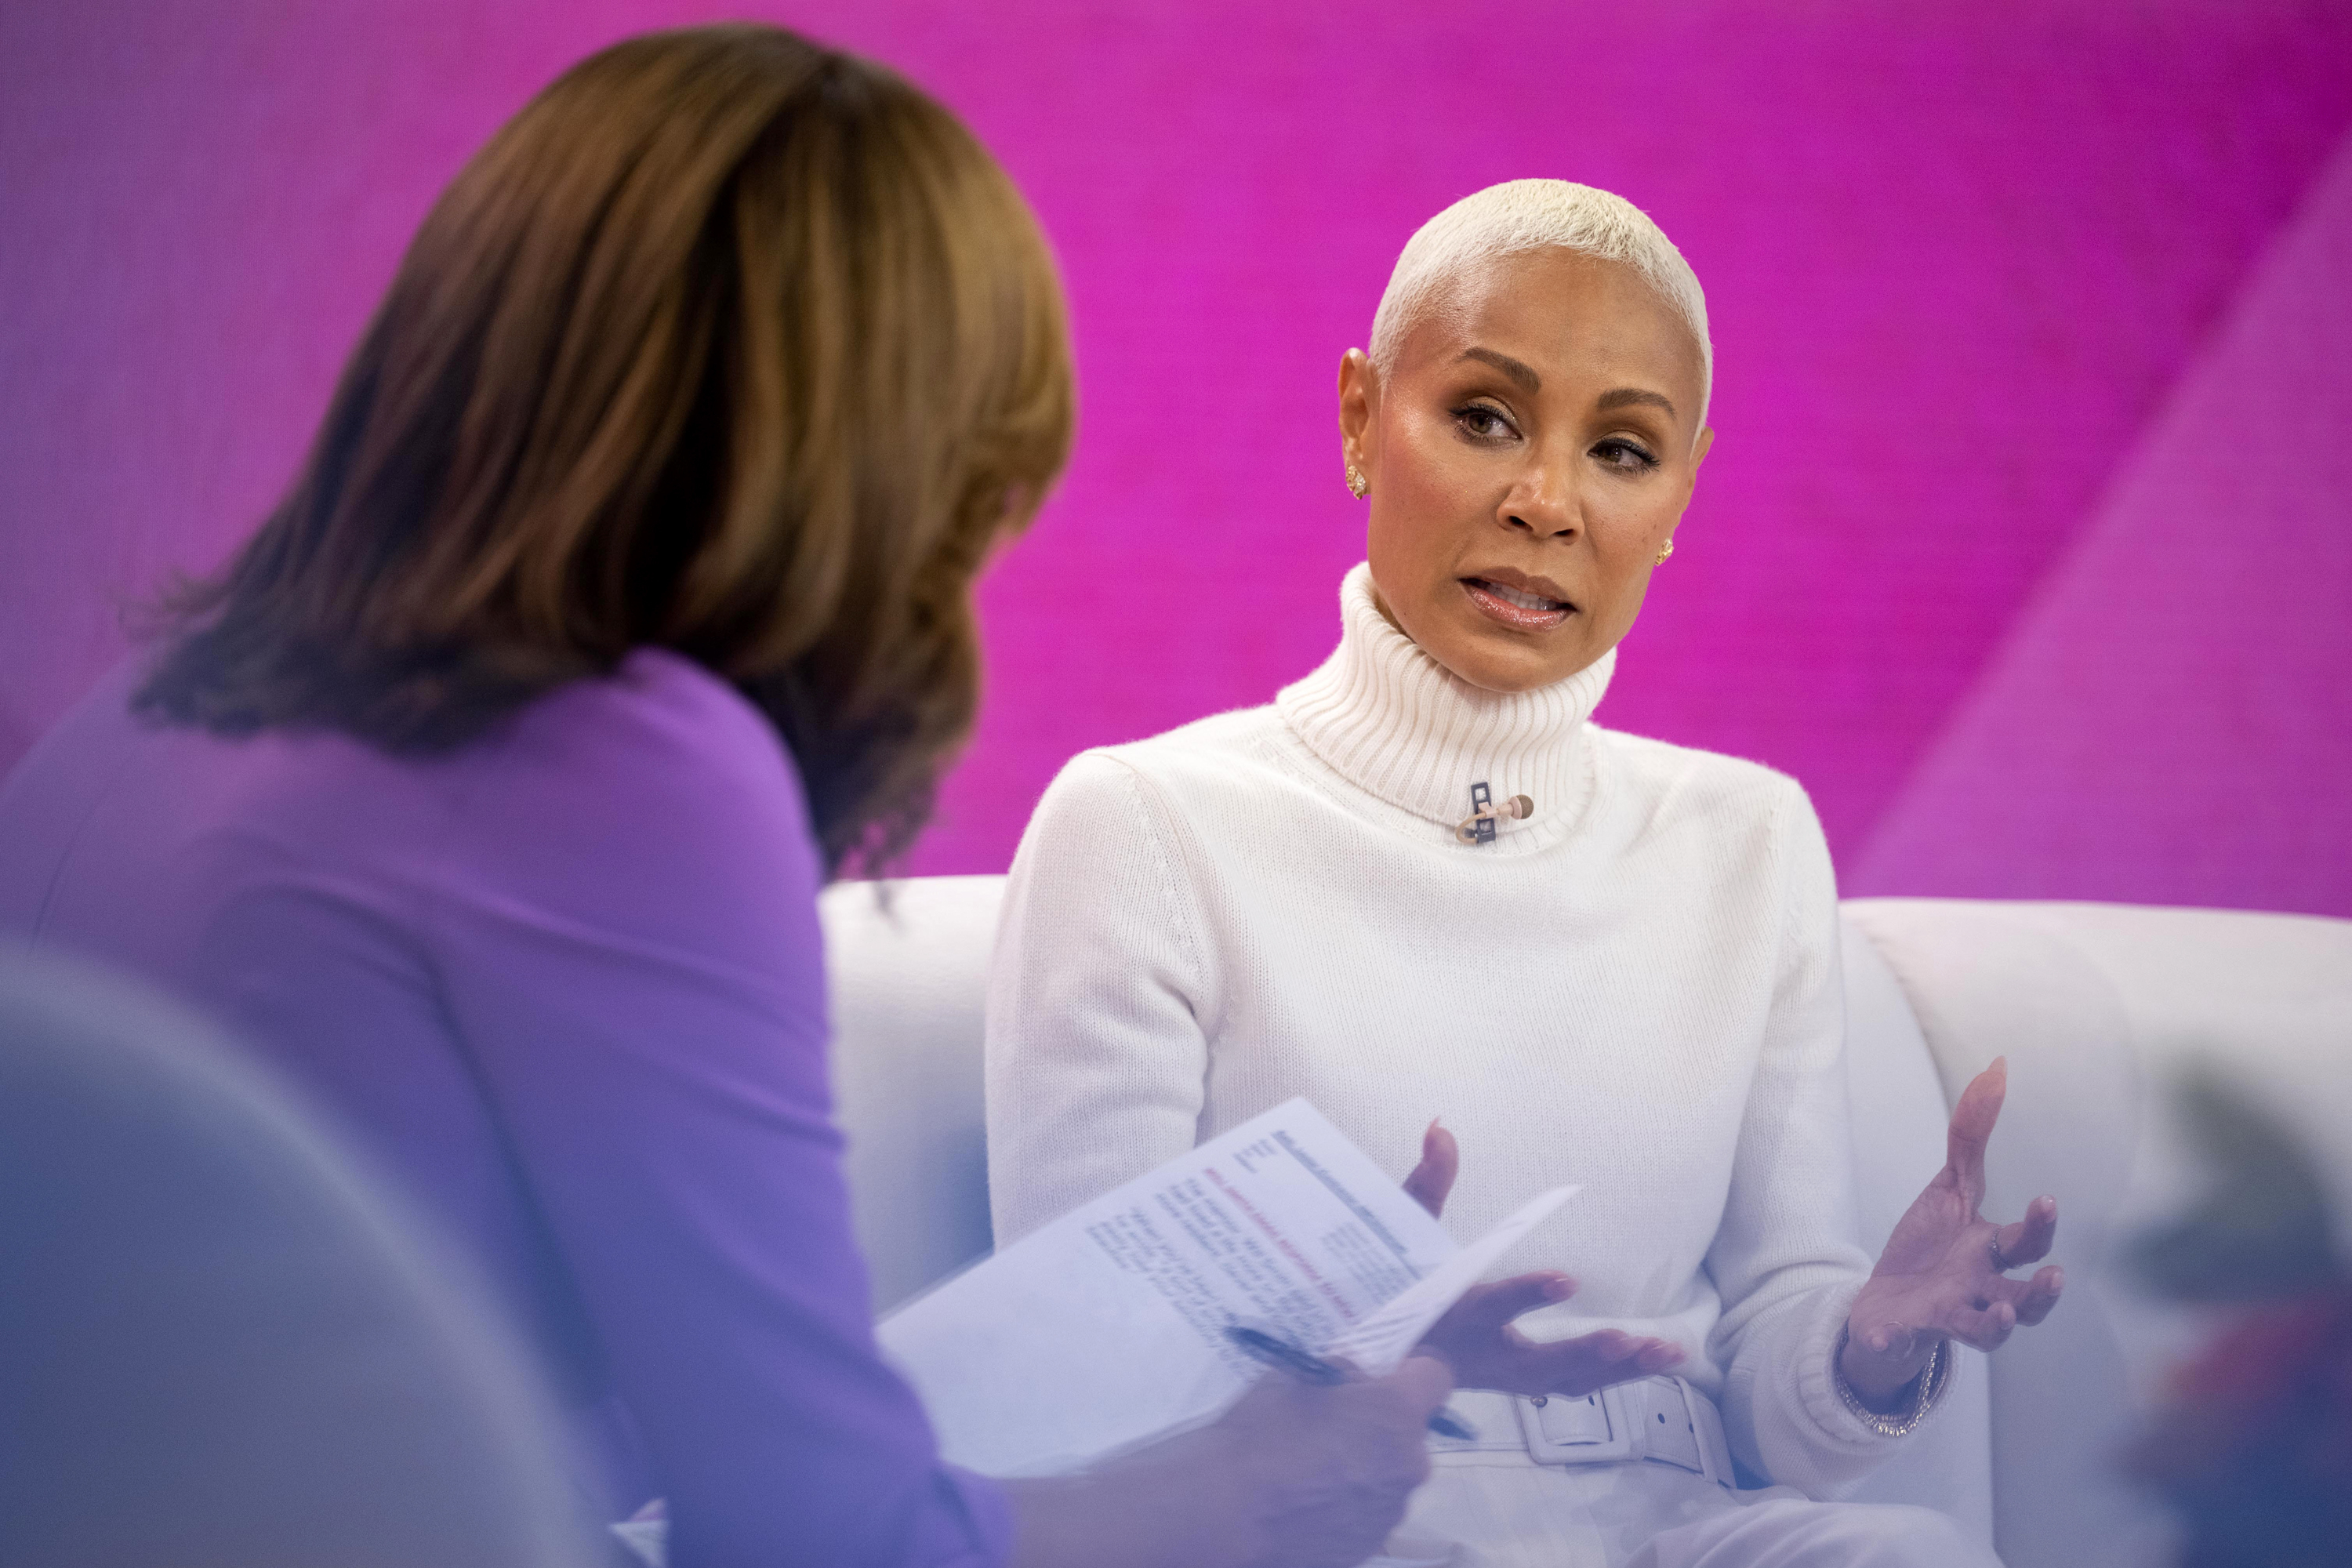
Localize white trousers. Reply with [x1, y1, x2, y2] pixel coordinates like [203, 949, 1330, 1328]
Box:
[1374, 1453, 1999, 1568]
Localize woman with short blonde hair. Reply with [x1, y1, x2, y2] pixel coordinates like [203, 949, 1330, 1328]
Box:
[989, 180, 2063, 1567]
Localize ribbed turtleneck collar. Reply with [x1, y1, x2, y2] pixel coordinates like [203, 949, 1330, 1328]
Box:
[1274, 563, 1613, 837]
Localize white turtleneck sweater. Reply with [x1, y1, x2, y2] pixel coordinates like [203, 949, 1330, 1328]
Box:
[983, 564, 1906, 1500]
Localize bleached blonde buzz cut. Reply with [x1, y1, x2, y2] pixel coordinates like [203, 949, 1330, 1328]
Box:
[1367, 180, 1712, 426]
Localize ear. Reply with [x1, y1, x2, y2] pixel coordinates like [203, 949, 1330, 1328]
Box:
[1338, 348, 1378, 471]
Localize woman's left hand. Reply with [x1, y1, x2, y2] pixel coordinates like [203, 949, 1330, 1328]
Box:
[1843, 1057, 2065, 1407]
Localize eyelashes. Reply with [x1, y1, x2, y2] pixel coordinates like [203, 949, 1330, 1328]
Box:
[1591, 438, 1659, 473]
[1453, 403, 1516, 442]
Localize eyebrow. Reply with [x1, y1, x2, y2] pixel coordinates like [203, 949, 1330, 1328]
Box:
[1597, 387, 1678, 418]
[1456, 349, 1680, 420]
[1457, 347, 1540, 390]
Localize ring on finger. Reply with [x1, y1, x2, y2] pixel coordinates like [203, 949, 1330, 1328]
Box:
[1988, 1233, 2010, 1272]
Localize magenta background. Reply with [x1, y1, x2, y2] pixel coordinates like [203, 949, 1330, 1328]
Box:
[4, 2, 2348, 913]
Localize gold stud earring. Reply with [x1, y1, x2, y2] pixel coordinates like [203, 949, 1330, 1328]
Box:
[1654, 536, 1675, 564]
[1345, 463, 1368, 499]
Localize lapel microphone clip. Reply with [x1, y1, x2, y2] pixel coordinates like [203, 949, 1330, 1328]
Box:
[1457, 782, 1534, 845]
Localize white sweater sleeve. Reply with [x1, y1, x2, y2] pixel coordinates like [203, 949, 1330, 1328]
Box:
[1704, 784, 1907, 1497]
[984, 752, 1217, 1247]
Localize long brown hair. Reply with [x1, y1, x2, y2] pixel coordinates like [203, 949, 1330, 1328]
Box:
[137, 24, 1074, 877]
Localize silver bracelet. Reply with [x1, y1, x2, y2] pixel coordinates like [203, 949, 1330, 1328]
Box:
[1833, 1323, 1951, 1438]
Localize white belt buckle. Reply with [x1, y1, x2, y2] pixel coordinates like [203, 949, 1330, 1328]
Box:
[1515, 1386, 1637, 1466]
[1515, 1377, 1733, 1490]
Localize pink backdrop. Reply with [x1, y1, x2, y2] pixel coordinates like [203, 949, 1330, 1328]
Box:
[4, 2, 2348, 913]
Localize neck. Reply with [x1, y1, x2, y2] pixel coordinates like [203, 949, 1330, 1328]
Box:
[1275, 563, 1614, 836]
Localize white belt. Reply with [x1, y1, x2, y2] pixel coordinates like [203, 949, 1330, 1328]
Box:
[1430, 1377, 1735, 1490]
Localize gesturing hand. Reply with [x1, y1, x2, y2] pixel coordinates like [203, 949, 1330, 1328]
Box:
[1842, 1057, 2065, 1406]
[1403, 1121, 1685, 1397]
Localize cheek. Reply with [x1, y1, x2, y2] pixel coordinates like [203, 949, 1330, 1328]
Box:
[1388, 418, 1478, 510]
[1364, 506, 1438, 625]
[1594, 564, 1655, 644]
[1584, 514, 1664, 639]
[1372, 425, 1480, 568]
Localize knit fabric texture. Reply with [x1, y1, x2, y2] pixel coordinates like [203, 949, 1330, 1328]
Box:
[985, 563, 1913, 1497]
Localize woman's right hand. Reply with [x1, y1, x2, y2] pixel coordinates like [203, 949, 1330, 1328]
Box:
[1418, 1273, 1685, 1396]
[1006, 1353, 1451, 1568]
[1404, 1121, 1685, 1398]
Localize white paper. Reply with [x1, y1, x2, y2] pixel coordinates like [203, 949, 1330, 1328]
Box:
[876, 1098, 1576, 1477]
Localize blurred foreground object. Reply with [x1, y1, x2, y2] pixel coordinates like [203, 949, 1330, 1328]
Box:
[0, 949, 603, 1568]
[2123, 1069, 2352, 1568]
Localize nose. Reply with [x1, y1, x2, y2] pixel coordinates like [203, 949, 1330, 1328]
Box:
[1499, 460, 1577, 542]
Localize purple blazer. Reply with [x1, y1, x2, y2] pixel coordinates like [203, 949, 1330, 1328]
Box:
[0, 650, 1007, 1568]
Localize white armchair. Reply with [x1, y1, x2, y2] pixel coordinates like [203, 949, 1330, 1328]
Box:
[821, 878, 2352, 1568]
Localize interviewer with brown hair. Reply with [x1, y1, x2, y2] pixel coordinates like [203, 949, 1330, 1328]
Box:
[0, 25, 1447, 1568]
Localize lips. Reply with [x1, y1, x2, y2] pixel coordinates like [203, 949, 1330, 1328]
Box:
[1461, 575, 1573, 631]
